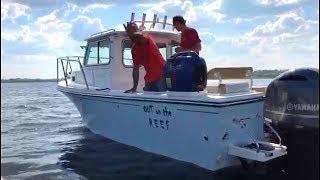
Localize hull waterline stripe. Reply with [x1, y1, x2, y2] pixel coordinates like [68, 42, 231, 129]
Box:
[177, 109, 219, 114]
[80, 95, 141, 107]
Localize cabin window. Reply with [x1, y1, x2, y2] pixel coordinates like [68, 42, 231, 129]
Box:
[85, 38, 111, 65]
[158, 43, 167, 60]
[99, 40, 111, 64]
[86, 42, 98, 65]
[122, 40, 133, 67]
[122, 40, 168, 67]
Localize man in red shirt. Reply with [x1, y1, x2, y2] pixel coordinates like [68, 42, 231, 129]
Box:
[123, 22, 166, 93]
[172, 15, 202, 54]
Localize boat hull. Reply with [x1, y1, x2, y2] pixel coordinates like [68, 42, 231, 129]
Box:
[62, 90, 265, 171]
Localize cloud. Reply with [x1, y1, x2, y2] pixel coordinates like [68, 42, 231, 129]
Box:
[66, 3, 113, 14]
[3, 0, 62, 9]
[5, 0, 142, 9]
[137, 0, 226, 24]
[195, 7, 318, 70]
[1, 25, 39, 43]
[218, 0, 318, 18]
[312, 35, 319, 42]
[4, 54, 53, 62]
[66, 0, 135, 7]
[70, 15, 105, 40]
[1, 31, 18, 41]
[1, 1, 30, 22]
[1, 53, 57, 78]
[2, 9, 79, 55]
[1, 0, 318, 79]
[1, 54, 57, 79]
[137, 0, 190, 21]
[2, 5, 102, 55]
[32, 10, 73, 48]
[245, 11, 318, 45]
[35, 9, 62, 24]
[255, 0, 303, 6]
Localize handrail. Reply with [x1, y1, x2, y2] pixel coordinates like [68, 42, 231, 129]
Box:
[57, 56, 89, 90]
[60, 59, 68, 87]
[90, 29, 115, 38]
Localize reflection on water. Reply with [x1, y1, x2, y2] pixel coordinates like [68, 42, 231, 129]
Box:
[58, 126, 277, 180]
[58, 127, 215, 180]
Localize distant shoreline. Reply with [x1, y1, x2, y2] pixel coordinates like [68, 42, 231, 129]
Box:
[1, 79, 57, 83]
[1, 70, 288, 83]
[252, 69, 288, 79]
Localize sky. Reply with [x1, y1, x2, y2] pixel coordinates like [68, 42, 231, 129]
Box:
[1, 0, 319, 79]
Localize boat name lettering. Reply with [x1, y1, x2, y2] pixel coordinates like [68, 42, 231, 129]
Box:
[149, 118, 169, 130]
[143, 105, 172, 117]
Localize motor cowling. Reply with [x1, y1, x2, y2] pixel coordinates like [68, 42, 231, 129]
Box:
[264, 68, 319, 180]
[265, 68, 319, 130]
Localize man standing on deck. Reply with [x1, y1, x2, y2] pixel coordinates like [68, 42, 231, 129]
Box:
[123, 22, 166, 93]
[172, 15, 202, 54]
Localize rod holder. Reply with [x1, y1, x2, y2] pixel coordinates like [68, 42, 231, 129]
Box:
[140, 13, 146, 30]
[163, 16, 167, 29]
[151, 14, 157, 28]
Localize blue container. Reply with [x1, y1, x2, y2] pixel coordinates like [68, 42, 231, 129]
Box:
[164, 51, 207, 92]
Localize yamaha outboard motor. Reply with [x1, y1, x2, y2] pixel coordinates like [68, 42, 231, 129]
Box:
[264, 68, 319, 180]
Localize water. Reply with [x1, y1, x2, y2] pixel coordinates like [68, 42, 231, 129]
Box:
[2, 80, 286, 180]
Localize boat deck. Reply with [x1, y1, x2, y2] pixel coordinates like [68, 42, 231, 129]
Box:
[57, 81, 264, 106]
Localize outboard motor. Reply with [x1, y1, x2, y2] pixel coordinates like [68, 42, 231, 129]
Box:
[264, 68, 319, 180]
[164, 51, 207, 92]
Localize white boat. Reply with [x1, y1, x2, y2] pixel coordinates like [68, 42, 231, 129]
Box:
[56, 13, 287, 172]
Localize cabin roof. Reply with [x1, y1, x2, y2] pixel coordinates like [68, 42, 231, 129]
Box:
[85, 30, 180, 42]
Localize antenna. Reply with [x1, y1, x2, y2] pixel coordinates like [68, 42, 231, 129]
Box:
[131, 12, 135, 22]
[163, 15, 167, 29]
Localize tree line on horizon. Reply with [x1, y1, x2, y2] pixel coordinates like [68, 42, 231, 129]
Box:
[1, 69, 290, 83]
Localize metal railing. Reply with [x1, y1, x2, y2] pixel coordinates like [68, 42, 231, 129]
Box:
[89, 29, 116, 38]
[57, 56, 89, 90]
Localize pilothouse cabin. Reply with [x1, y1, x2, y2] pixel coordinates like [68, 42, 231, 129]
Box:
[71, 13, 180, 91]
[60, 12, 259, 95]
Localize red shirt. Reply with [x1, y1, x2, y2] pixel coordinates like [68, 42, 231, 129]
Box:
[131, 35, 165, 83]
[180, 27, 201, 54]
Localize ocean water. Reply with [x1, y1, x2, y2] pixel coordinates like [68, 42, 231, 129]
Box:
[2, 80, 288, 180]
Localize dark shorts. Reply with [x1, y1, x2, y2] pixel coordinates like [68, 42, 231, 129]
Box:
[143, 76, 166, 92]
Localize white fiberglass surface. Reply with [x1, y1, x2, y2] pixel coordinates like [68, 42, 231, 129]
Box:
[58, 82, 263, 103]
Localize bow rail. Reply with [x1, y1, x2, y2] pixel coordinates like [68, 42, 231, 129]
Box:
[56, 56, 89, 90]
